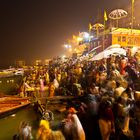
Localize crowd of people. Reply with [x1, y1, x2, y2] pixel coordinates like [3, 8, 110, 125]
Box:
[17, 52, 140, 140]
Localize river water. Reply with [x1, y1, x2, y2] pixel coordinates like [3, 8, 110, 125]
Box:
[0, 103, 66, 140]
[0, 105, 38, 140]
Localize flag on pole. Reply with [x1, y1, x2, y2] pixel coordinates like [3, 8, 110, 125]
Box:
[104, 11, 108, 21]
[103, 11, 107, 52]
[132, 0, 134, 4]
[89, 23, 93, 31]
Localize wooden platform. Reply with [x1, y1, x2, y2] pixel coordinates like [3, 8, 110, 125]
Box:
[35, 95, 77, 106]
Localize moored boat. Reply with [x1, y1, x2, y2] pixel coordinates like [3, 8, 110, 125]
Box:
[0, 96, 30, 118]
[0, 73, 24, 95]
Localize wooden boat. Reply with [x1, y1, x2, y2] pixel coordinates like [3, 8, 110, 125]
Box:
[0, 75, 23, 95]
[0, 96, 30, 117]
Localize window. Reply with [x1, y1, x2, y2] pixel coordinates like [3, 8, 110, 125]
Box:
[122, 36, 126, 42]
[127, 37, 133, 45]
[134, 37, 140, 45]
[118, 36, 121, 42]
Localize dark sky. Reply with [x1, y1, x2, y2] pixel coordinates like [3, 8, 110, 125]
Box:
[0, 0, 128, 67]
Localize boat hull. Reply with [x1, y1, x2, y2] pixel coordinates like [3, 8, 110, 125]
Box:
[0, 96, 30, 118]
[0, 75, 23, 95]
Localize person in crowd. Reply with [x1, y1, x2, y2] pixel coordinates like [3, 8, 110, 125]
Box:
[19, 121, 33, 140]
[36, 119, 65, 140]
[22, 52, 140, 140]
[120, 56, 128, 75]
[48, 75, 56, 97]
[98, 100, 115, 140]
[61, 107, 85, 140]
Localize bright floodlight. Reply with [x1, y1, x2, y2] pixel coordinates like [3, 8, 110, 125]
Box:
[84, 32, 90, 39]
[79, 32, 90, 39]
[64, 44, 68, 48]
[64, 44, 71, 48]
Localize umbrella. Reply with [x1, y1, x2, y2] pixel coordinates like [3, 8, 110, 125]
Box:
[92, 23, 104, 37]
[91, 47, 126, 61]
[92, 23, 104, 30]
[109, 9, 128, 20]
[109, 9, 128, 27]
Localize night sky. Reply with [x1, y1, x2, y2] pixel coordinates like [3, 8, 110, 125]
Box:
[1, 0, 129, 67]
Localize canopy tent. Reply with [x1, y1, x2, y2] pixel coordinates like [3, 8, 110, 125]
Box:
[90, 47, 126, 61]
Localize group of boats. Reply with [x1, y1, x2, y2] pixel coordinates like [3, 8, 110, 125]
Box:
[0, 68, 24, 78]
[0, 68, 28, 117]
[0, 66, 75, 119]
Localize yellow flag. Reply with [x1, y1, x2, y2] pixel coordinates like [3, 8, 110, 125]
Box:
[132, 0, 134, 4]
[104, 11, 108, 21]
[89, 23, 93, 31]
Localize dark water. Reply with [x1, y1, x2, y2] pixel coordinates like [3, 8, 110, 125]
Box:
[0, 105, 38, 140]
[0, 103, 66, 140]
